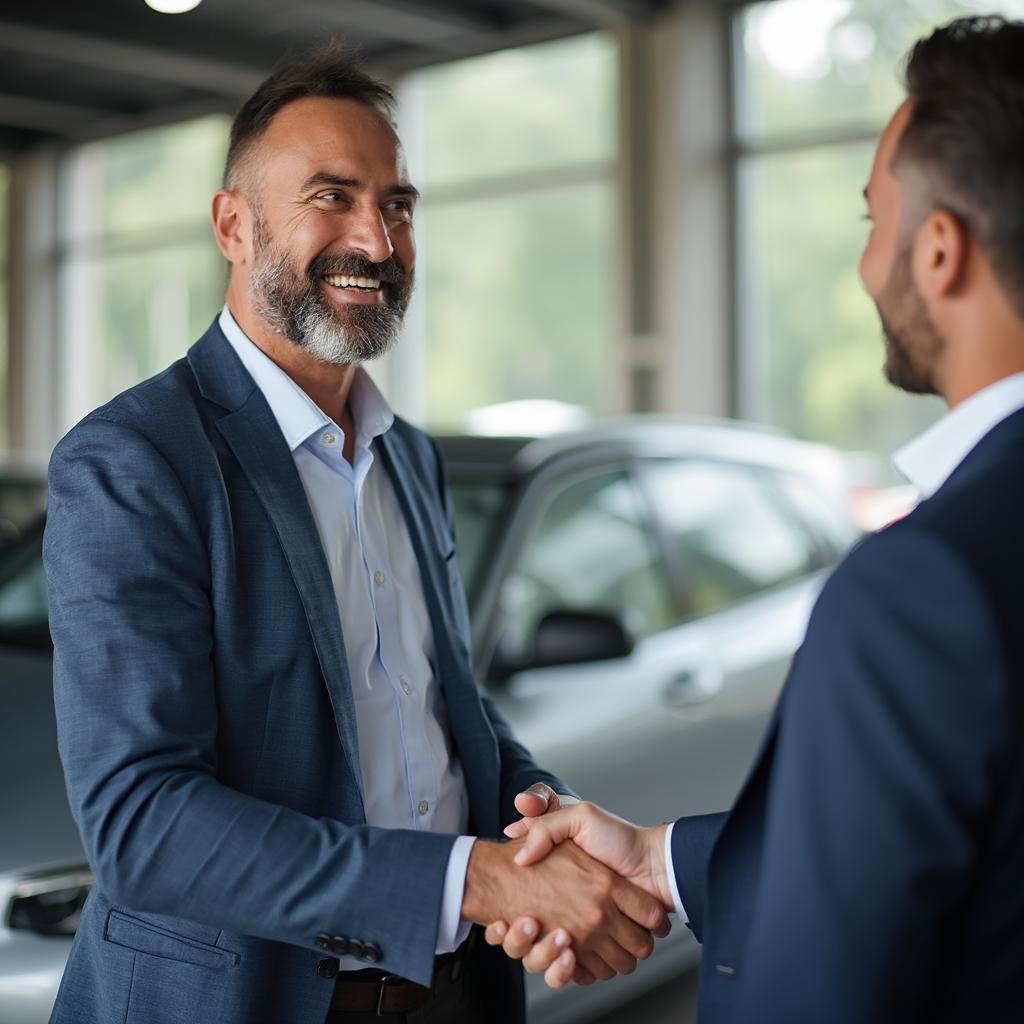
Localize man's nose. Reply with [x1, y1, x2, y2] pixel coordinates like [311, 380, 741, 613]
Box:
[343, 205, 394, 264]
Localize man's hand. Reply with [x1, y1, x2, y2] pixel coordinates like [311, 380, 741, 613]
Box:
[462, 834, 668, 986]
[483, 803, 674, 987]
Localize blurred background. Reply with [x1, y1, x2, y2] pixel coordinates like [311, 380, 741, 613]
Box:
[2, 1, 1023, 1022]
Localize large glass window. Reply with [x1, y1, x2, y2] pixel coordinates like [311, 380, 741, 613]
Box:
[400, 33, 619, 429]
[734, 0, 1024, 461]
[57, 116, 229, 430]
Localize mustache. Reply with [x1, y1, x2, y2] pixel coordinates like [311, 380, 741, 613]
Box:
[309, 250, 406, 286]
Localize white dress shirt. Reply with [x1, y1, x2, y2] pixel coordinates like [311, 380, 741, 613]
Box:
[664, 372, 1024, 922]
[219, 308, 474, 964]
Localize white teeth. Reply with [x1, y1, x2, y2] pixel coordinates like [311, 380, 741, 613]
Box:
[323, 274, 381, 289]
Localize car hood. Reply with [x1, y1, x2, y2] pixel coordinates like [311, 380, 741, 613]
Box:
[0, 645, 86, 876]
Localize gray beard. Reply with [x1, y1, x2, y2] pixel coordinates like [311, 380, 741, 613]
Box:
[248, 242, 408, 366]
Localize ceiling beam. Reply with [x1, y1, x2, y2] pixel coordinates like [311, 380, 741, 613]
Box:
[271, 0, 498, 46]
[0, 20, 266, 98]
[522, 0, 640, 25]
[0, 93, 112, 136]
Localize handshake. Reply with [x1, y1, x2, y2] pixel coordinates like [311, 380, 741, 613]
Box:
[460, 784, 674, 989]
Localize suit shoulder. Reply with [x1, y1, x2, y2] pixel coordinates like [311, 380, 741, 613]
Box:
[54, 358, 202, 454]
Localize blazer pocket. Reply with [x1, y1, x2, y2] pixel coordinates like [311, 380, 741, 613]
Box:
[105, 910, 240, 970]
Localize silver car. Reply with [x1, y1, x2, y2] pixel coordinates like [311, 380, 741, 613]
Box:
[0, 417, 860, 1024]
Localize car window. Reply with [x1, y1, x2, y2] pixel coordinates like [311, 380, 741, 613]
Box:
[772, 469, 860, 561]
[643, 459, 818, 619]
[497, 467, 674, 662]
[448, 478, 512, 598]
[0, 522, 50, 649]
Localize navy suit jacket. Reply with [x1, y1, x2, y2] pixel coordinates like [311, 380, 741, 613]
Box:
[43, 321, 569, 1024]
[672, 406, 1024, 1024]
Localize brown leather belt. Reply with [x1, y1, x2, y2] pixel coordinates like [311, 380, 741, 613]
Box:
[329, 950, 458, 1016]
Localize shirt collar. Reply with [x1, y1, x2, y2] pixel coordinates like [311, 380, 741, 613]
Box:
[893, 371, 1024, 498]
[218, 306, 394, 452]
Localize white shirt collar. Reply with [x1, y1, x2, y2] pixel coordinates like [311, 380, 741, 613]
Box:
[893, 371, 1024, 498]
[218, 306, 394, 452]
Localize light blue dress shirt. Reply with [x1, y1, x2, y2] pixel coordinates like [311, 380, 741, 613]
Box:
[219, 308, 474, 966]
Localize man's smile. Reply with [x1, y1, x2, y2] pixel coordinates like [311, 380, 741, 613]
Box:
[320, 272, 385, 304]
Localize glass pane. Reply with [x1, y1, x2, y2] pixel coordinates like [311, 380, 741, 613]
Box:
[736, 0, 1024, 142]
[63, 115, 229, 240]
[644, 460, 817, 618]
[60, 240, 225, 423]
[406, 32, 618, 188]
[448, 478, 512, 597]
[0, 528, 47, 644]
[499, 469, 674, 661]
[737, 141, 945, 459]
[420, 181, 616, 428]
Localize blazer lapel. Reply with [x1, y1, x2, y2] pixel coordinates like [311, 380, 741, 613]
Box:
[188, 324, 365, 809]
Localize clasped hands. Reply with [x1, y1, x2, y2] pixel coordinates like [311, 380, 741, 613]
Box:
[460, 784, 673, 989]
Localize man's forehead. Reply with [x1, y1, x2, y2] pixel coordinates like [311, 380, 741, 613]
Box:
[261, 96, 406, 173]
[867, 99, 914, 196]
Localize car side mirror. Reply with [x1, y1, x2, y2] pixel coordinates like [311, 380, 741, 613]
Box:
[526, 610, 635, 672]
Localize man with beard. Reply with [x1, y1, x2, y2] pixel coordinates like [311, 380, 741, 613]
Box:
[42, 47, 667, 1024]
[487, 15, 1024, 1023]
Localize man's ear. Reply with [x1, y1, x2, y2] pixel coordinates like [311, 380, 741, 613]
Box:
[912, 208, 968, 302]
[211, 190, 252, 265]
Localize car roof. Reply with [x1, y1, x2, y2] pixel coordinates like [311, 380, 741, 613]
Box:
[435, 415, 848, 482]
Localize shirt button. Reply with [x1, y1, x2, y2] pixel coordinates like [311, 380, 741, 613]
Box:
[418, 800, 429, 816]
[321, 432, 336, 445]
[400, 677, 412, 696]
[374, 571, 385, 586]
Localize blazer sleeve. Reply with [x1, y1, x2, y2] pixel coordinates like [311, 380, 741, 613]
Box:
[670, 811, 727, 942]
[732, 527, 1010, 1024]
[45, 415, 456, 987]
[429, 437, 579, 827]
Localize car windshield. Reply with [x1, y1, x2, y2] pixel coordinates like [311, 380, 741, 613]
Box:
[0, 518, 49, 650]
[447, 478, 513, 599]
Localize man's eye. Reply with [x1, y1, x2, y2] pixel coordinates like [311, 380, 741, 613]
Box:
[315, 191, 345, 203]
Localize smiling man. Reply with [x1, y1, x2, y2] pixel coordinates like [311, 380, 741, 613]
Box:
[42, 47, 666, 1024]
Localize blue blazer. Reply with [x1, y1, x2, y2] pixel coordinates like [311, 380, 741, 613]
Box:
[672, 407, 1024, 1023]
[43, 321, 570, 1024]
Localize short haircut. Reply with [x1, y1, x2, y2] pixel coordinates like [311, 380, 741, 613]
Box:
[894, 15, 1024, 315]
[223, 42, 396, 193]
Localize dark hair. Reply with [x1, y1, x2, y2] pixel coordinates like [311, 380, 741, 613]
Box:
[894, 15, 1024, 315]
[224, 42, 395, 192]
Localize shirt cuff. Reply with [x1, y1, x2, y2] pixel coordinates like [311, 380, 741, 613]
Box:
[436, 835, 476, 954]
[663, 822, 689, 923]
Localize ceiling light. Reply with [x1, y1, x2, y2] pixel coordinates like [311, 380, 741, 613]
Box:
[144, 0, 203, 13]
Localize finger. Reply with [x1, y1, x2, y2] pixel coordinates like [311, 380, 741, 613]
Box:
[611, 879, 670, 941]
[503, 818, 531, 839]
[522, 929, 572, 975]
[592, 934, 639, 976]
[500, 917, 542, 961]
[572, 964, 596, 987]
[484, 921, 509, 946]
[576, 951, 616, 982]
[514, 784, 558, 819]
[544, 948, 577, 989]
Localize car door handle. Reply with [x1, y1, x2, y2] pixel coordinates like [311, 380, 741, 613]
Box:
[661, 665, 723, 707]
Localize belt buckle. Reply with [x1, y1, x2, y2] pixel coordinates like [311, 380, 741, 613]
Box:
[376, 975, 396, 1017]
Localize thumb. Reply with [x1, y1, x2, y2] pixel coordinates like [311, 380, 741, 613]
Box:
[514, 783, 558, 819]
[513, 807, 580, 865]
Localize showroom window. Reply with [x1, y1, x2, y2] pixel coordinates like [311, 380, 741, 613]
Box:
[399, 32, 620, 430]
[733, 0, 1024, 461]
[56, 115, 229, 431]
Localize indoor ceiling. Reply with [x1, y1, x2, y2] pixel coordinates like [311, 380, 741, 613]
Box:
[0, 0, 690, 156]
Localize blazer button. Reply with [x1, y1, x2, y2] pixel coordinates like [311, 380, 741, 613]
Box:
[316, 957, 339, 980]
[363, 943, 382, 964]
[315, 934, 332, 951]
[347, 939, 365, 959]
[330, 936, 350, 956]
